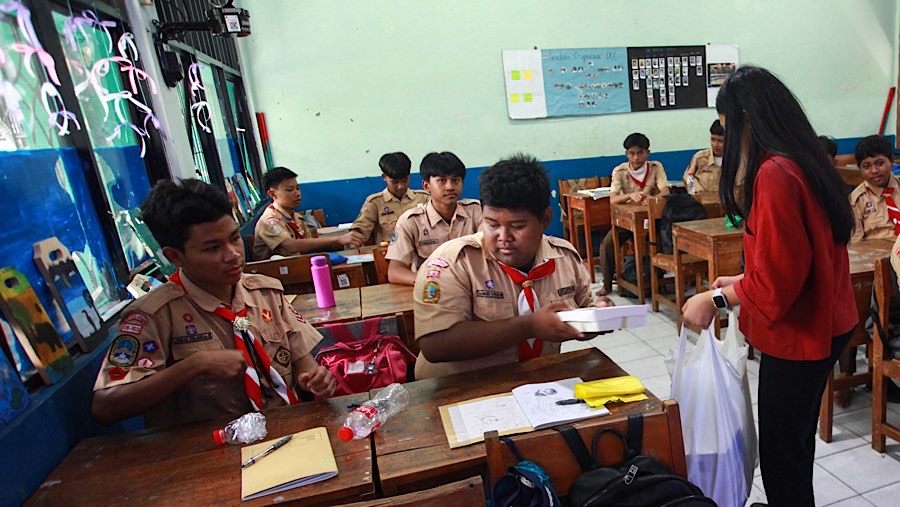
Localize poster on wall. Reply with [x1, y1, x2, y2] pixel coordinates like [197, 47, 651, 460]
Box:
[502, 44, 738, 119]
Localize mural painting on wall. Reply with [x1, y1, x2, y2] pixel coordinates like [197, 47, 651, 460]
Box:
[188, 62, 212, 134]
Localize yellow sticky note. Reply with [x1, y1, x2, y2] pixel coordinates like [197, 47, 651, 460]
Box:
[524, 70, 533, 80]
[511, 70, 521, 80]
[524, 93, 533, 102]
[510, 94, 520, 103]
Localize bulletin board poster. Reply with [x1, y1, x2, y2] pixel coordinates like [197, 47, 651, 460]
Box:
[502, 44, 738, 119]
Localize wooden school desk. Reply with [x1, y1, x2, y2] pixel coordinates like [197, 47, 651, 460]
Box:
[292, 287, 362, 325]
[818, 238, 894, 442]
[611, 202, 650, 303]
[672, 217, 744, 334]
[372, 348, 663, 496]
[28, 393, 375, 506]
[360, 283, 416, 353]
[564, 192, 612, 282]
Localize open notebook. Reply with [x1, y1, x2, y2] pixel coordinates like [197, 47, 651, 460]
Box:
[439, 377, 610, 448]
[240, 427, 338, 501]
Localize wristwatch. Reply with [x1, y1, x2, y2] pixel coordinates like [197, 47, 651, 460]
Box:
[712, 288, 730, 310]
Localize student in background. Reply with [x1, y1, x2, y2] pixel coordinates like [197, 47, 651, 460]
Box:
[849, 135, 900, 242]
[386, 152, 482, 285]
[253, 167, 364, 260]
[412, 154, 612, 379]
[683, 120, 725, 194]
[350, 152, 430, 245]
[93, 179, 336, 427]
[819, 135, 838, 166]
[682, 65, 856, 507]
[597, 132, 669, 296]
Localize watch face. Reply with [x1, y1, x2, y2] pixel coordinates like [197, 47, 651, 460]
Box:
[713, 295, 727, 309]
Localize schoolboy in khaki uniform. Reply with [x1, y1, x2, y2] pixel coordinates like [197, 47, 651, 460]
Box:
[386, 152, 482, 285]
[93, 179, 336, 427]
[683, 120, 725, 194]
[849, 135, 900, 242]
[253, 167, 364, 260]
[413, 154, 611, 379]
[350, 152, 430, 245]
[599, 133, 670, 295]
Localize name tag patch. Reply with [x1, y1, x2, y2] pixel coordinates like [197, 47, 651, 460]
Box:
[173, 332, 212, 345]
[418, 239, 438, 246]
[557, 286, 576, 296]
[476, 290, 505, 299]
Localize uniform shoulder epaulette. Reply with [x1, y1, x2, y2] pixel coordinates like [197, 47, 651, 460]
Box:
[458, 198, 481, 206]
[546, 235, 581, 256]
[611, 163, 629, 174]
[429, 233, 482, 263]
[411, 189, 429, 196]
[125, 282, 185, 315]
[400, 205, 427, 219]
[364, 192, 383, 204]
[848, 183, 867, 203]
[242, 273, 285, 292]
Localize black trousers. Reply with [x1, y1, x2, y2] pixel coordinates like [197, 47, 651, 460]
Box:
[757, 329, 853, 507]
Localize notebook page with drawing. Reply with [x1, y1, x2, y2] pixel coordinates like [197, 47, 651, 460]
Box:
[511, 377, 609, 430]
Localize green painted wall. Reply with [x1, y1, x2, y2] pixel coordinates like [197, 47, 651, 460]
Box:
[237, 0, 899, 183]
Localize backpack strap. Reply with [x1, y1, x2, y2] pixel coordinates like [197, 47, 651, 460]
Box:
[625, 414, 644, 460]
[322, 322, 358, 343]
[500, 436, 526, 462]
[361, 316, 382, 340]
[553, 425, 594, 472]
[590, 427, 629, 467]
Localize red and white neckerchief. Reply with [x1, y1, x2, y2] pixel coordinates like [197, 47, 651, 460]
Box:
[866, 186, 900, 235]
[171, 270, 298, 410]
[268, 204, 304, 238]
[497, 259, 557, 362]
[628, 162, 650, 189]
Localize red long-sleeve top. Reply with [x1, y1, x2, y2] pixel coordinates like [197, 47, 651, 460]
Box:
[733, 154, 857, 360]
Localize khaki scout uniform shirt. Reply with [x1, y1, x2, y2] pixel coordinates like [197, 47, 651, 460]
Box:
[253, 205, 314, 260]
[683, 148, 721, 193]
[350, 188, 429, 245]
[93, 272, 322, 427]
[412, 232, 593, 379]
[385, 199, 482, 270]
[890, 235, 900, 287]
[849, 176, 900, 241]
[610, 161, 669, 198]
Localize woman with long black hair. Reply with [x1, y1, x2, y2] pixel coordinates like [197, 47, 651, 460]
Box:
[681, 65, 857, 507]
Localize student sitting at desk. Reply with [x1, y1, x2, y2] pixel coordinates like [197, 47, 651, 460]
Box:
[849, 135, 900, 242]
[597, 132, 669, 296]
[683, 119, 725, 194]
[92, 179, 336, 427]
[253, 167, 364, 260]
[350, 152, 430, 245]
[412, 154, 612, 379]
[385, 151, 482, 285]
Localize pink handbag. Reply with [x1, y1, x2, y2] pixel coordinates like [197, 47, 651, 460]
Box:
[314, 317, 416, 396]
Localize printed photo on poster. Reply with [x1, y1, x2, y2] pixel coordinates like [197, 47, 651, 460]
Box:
[707, 63, 736, 87]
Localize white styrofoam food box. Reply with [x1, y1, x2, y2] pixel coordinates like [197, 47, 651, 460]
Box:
[556, 305, 650, 332]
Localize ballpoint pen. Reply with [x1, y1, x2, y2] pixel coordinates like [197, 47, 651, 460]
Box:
[555, 398, 587, 406]
[241, 435, 293, 469]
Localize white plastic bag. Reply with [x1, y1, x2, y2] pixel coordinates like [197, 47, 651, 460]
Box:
[669, 309, 758, 507]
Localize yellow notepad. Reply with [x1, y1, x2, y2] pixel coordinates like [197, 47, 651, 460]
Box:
[240, 427, 338, 501]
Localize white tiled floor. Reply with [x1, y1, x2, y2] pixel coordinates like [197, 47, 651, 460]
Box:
[560, 286, 900, 507]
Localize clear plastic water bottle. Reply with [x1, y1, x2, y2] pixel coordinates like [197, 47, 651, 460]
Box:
[212, 412, 268, 445]
[338, 383, 410, 442]
[310, 255, 336, 308]
[686, 174, 696, 194]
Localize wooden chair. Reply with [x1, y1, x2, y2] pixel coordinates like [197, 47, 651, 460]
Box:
[333, 477, 485, 506]
[372, 246, 389, 284]
[485, 400, 687, 501]
[558, 177, 602, 256]
[647, 197, 707, 323]
[836, 166, 864, 187]
[244, 254, 366, 294]
[872, 257, 900, 451]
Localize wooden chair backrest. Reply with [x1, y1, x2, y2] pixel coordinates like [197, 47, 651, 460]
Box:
[599, 175, 612, 187]
[373, 246, 389, 284]
[485, 399, 686, 500]
[647, 196, 667, 256]
[837, 166, 864, 187]
[311, 313, 408, 357]
[558, 177, 601, 217]
[243, 254, 324, 286]
[333, 476, 485, 506]
[874, 257, 895, 350]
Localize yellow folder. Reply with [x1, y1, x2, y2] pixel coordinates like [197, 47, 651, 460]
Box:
[240, 427, 338, 501]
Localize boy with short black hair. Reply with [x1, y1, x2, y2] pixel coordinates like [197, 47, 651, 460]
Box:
[598, 133, 669, 295]
[386, 151, 482, 285]
[849, 135, 900, 241]
[684, 120, 725, 194]
[350, 152, 429, 245]
[412, 154, 611, 379]
[253, 167, 364, 260]
[92, 179, 336, 427]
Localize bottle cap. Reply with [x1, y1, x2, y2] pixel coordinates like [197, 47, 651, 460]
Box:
[379, 241, 389, 247]
[310, 255, 328, 266]
[337, 426, 354, 442]
[213, 429, 226, 445]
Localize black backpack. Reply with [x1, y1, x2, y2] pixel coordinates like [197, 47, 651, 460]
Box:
[555, 415, 716, 507]
[658, 195, 708, 254]
[867, 258, 900, 359]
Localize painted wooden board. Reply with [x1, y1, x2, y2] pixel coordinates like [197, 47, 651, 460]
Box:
[123, 209, 176, 277]
[0, 267, 74, 384]
[0, 343, 29, 430]
[33, 237, 96, 352]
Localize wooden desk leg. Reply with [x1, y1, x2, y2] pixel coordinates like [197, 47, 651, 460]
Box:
[633, 225, 646, 304]
[612, 220, 624, 296]
[583, 204, 595, 283]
